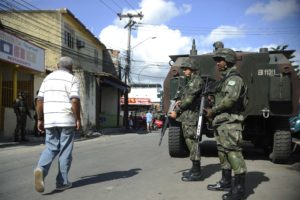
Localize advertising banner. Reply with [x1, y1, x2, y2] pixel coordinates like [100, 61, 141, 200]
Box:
[0, 30, 45, 72]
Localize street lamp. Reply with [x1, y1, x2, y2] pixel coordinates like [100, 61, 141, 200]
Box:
[131, 36, 157, 49]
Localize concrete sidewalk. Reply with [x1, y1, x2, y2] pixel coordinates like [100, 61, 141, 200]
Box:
[0, 127, 127, 149]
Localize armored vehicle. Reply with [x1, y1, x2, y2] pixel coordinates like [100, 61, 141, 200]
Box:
[163, 41, 300, 163]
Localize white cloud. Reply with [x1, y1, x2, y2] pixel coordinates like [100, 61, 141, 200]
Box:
[99, 0, 192, 84]
[199, 25, 245, 47]
[245, 0, 300, 21]
[139, 0, 191, 24]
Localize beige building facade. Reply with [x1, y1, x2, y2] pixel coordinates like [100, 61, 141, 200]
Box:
[0, 9, 127, 140]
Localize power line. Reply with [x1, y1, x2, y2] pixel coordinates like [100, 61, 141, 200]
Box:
[123, 0, 137, 11]
[111, 0, 123, 11]
[97, 0, 118, 14]
[130, 71, 166, 79]
[3, 25, 116, 67]
[0, 7, 109, 59]
[118, 11, 144, 130]
[136, 23, 300, 36]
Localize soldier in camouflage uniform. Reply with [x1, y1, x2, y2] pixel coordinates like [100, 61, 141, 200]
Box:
[213, 41, 224, 52]
[204, 48, 247, 200]
[169, 58, 204, 181]
[13, 91, 32, 142]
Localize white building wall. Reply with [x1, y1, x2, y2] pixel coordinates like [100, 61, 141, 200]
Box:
[129, 87, 160, 103]
[3, 108, 35, 139]
[76, 71, 96, 129]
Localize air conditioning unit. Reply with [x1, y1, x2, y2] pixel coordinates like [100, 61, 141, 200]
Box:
[76, 39, 85, 49]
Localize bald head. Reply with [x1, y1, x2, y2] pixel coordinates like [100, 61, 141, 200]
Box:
[58, 56, 73, 71]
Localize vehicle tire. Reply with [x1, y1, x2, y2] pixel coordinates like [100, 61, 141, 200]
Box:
[168, 125, 189, 157]
[269, 130, 291, 164]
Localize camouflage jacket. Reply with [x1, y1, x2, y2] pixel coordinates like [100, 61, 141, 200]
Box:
[211, 66, 245, 126]
[175, 74, 203, 124]
[13, 98, 30, 117]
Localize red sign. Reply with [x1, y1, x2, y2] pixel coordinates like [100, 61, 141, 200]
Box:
[120, 98, 151, 105]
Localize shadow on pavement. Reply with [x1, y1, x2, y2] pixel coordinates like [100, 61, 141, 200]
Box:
[199, 163, 220, 181]
[72, 168, 142, 188]
[245, 171, 270, 199]
[43, 168, 142, 195]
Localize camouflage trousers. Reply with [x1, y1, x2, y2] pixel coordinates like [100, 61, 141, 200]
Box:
[181, 122, 200, 161]
[14, 115, 27, 141]
[214, 123, 247, 174]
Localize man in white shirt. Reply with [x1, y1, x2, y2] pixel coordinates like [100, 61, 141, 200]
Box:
[34, 56, 81, 193]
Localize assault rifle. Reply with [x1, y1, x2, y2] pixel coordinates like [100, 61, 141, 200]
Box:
[158, 80, 185, 146]
[196, 76, 214, 144]
[158, 100, 176, 146]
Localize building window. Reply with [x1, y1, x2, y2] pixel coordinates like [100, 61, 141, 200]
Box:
[64, 25, 74, 49]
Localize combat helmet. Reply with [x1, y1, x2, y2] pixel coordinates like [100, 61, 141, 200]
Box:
[213, 48, 236, 64]
[180, 59, 197, 70]
[213, 41, 224, 51]
[18, 91, 25, 97]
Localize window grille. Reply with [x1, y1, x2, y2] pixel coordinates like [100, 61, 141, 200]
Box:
[64, 25, 74, 49]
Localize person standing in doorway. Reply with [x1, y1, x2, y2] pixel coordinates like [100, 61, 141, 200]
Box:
[34, 56, 81, 193]
[13, 91, 32, 142]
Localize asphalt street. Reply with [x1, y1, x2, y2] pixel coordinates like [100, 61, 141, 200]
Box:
[0, 130, 300, 200]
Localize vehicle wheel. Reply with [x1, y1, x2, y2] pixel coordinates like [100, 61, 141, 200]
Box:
[168, 125, 189, 157]
[269, 130, 291, 164]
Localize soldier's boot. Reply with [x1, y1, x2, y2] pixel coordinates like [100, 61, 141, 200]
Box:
[182, 160, 199, 177]
[14, 136, 19, 142]
[207, 169, 232, 191]
[21, 130, 28, 142]
[14, 129, 20, 142]
[181, 161, 201, 181]
[222, 173, 246, 200]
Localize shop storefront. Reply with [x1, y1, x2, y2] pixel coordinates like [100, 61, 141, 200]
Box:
[0, 30, 45, 137]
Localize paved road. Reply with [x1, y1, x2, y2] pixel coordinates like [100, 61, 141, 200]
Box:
[0, 131, 300, 200]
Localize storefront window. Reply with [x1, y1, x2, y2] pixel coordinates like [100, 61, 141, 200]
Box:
[1, 67, 33, 109]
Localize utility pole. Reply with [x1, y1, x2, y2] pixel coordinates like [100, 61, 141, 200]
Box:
[118, 12, 143, 130]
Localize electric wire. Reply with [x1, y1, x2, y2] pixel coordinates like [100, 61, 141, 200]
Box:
[97, 0, 118, 14]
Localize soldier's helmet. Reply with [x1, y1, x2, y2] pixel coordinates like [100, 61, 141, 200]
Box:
[180, 59, 197, 70]
[213, 41, 224, 50]
[213, 48, 236, 64]
[18, 91, 25, 97]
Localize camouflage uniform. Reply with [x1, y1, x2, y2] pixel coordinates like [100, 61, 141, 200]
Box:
[212, 66, 247, 174]
[175, 73, 203, 161]
[173, 59, 204, 181]
[207, 48, 247, 200]
[13, 92, 31, 142]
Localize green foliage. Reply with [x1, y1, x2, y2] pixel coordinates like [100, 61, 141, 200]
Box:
[271, 45, 300, 78]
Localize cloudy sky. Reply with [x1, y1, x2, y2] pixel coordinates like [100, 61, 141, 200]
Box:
[31, 0, 300, 85]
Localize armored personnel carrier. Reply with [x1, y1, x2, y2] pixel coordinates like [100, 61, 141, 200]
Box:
[163, 41, 300, 163]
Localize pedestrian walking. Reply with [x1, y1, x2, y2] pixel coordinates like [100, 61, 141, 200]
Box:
[34, 56, 81, 193]
[204, 48, 247, 200]
[146, 110, 153, 133]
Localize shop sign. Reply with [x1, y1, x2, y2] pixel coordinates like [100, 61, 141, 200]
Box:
[0, 30, 45, 72]
[120, 97, 151, 105]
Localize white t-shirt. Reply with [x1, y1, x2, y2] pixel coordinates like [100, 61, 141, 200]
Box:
[37, 69, 80, 128]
